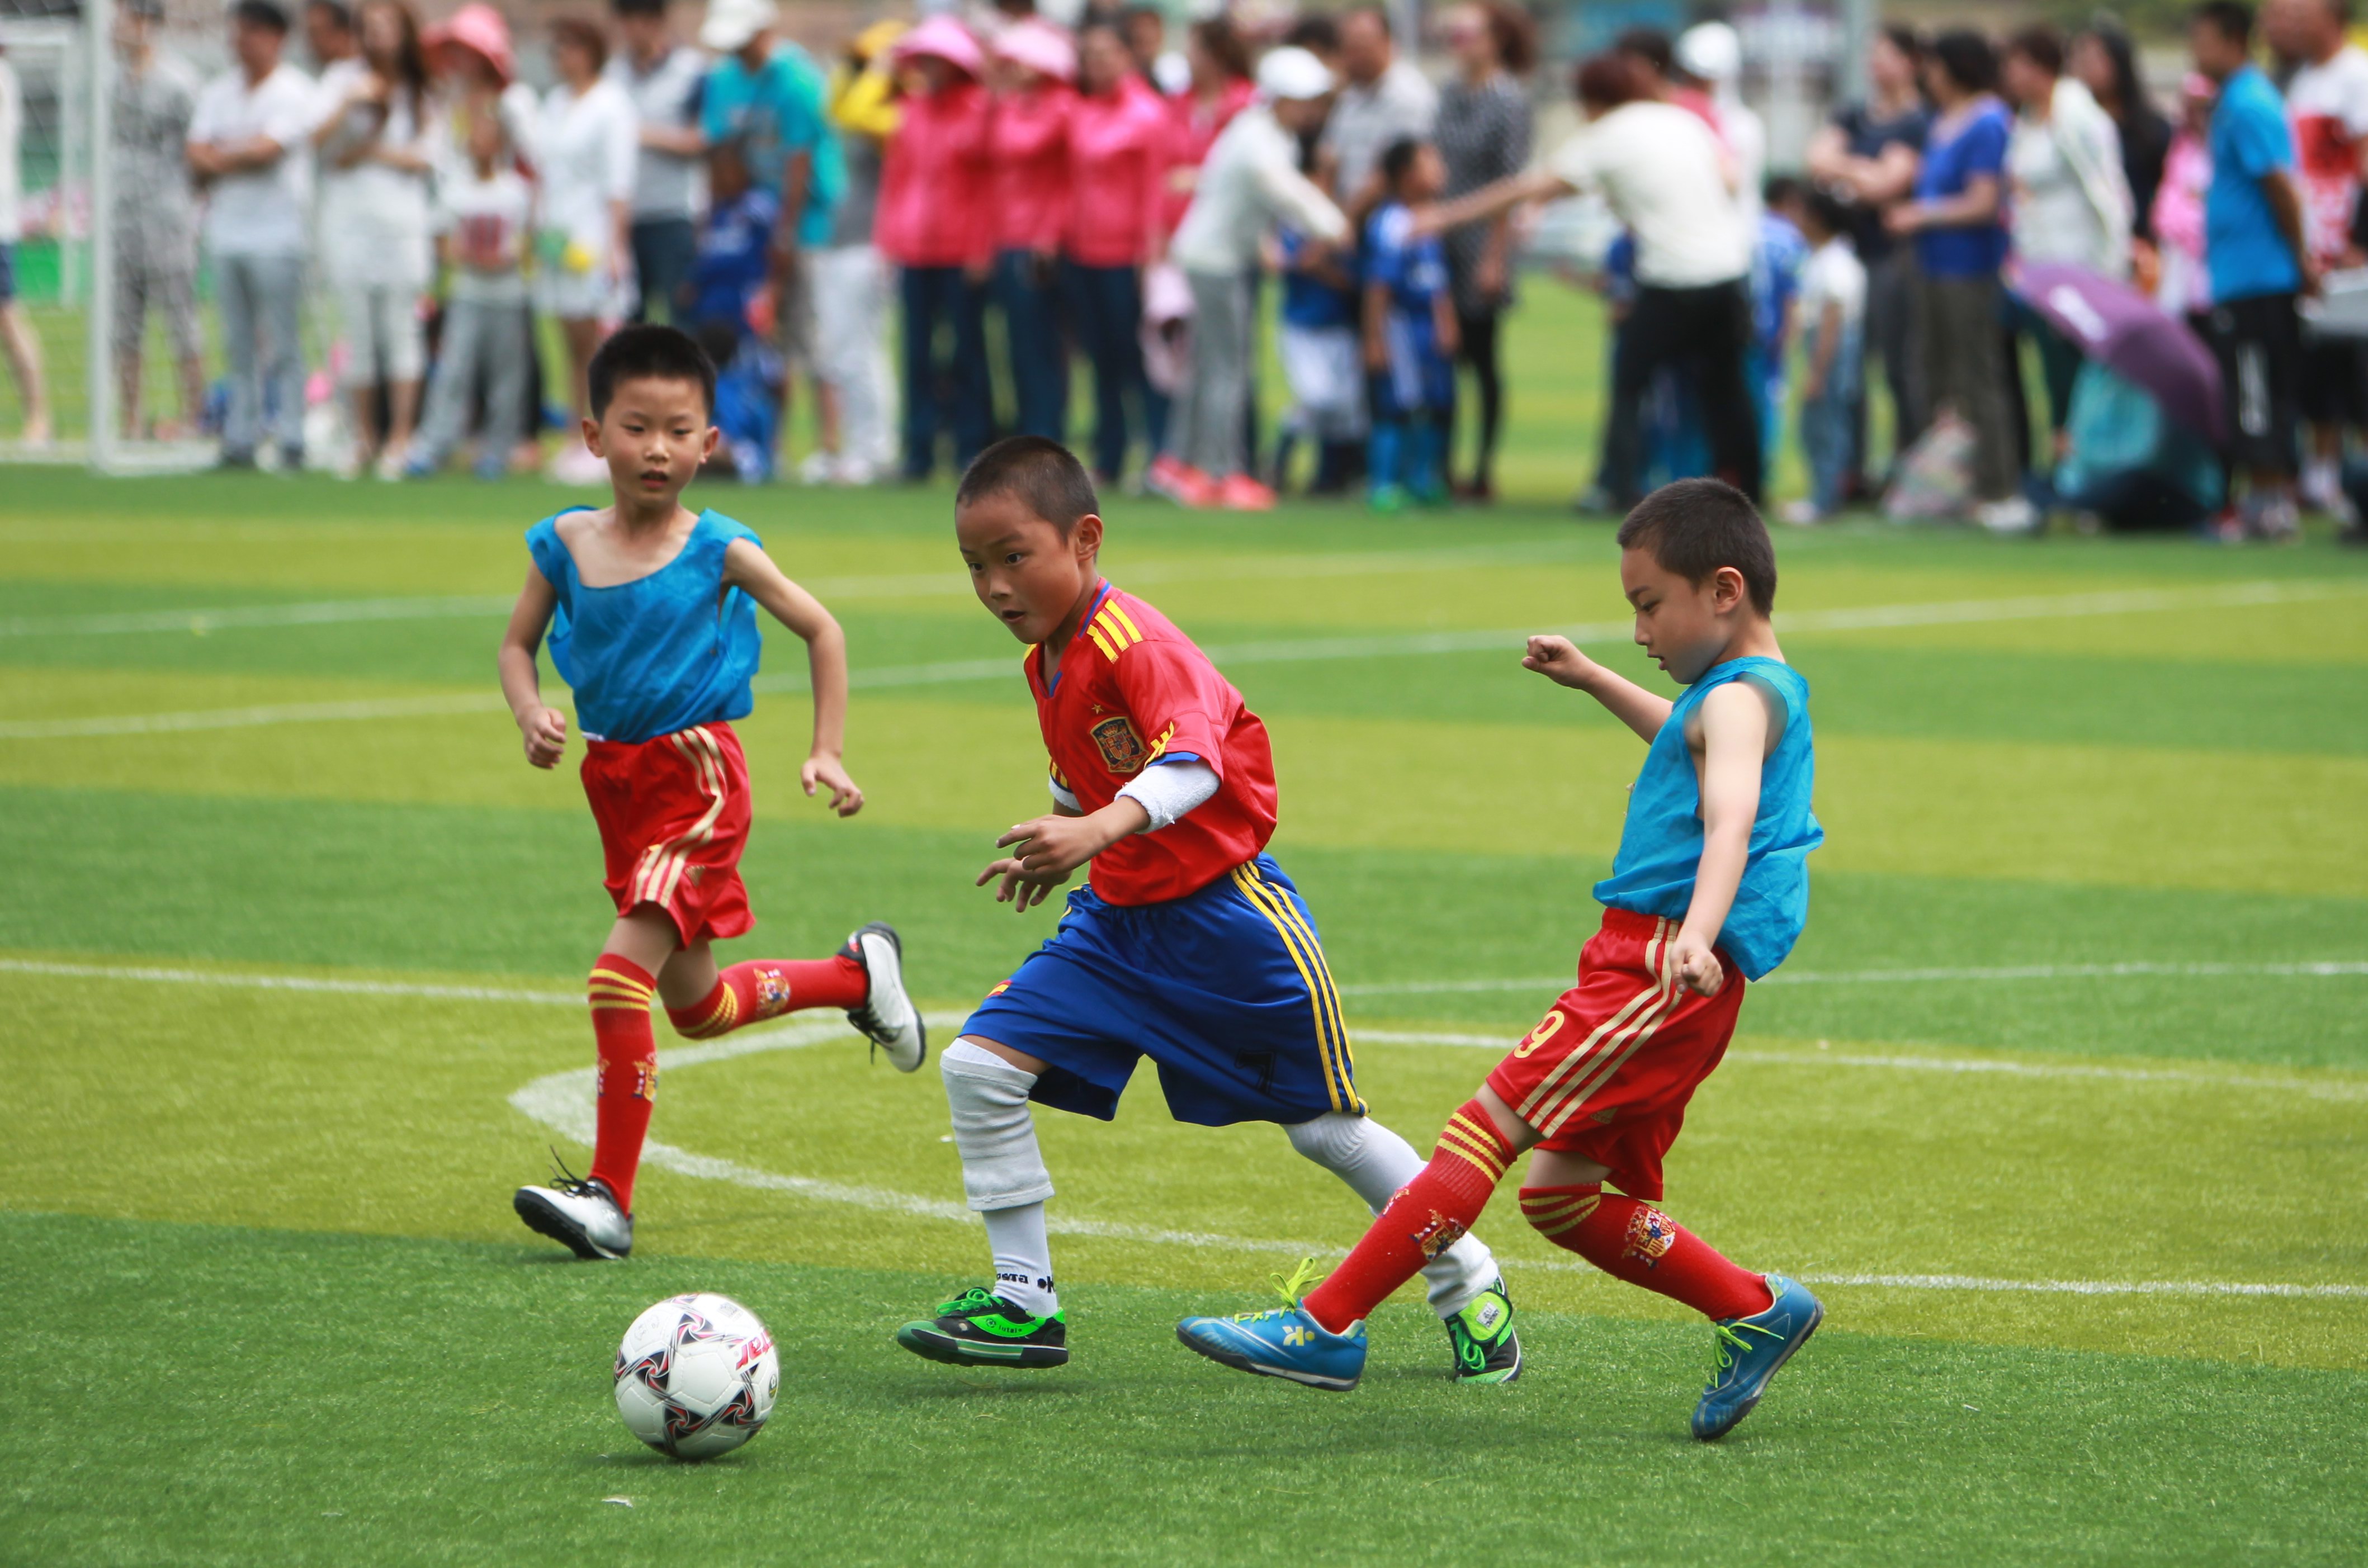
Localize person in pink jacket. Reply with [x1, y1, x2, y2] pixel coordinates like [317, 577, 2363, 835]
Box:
[879, 16, 994, 478]
[1161, 17, 1256, 236]
[1063, 17, 1172, 484]
[989, 22, 1076, 442]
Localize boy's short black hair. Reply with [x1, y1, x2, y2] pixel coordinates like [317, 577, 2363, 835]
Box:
[1615, 479, 1778, 617]
[1801, 186, 1852, 239]
[1762, 173, 1803, 211]
[957, 436, 1101, 537]
[2192, 0, 2254, 45]
[588, 324, 716, 419]
[612, 0, 668, 18]
[1929, 28, 1998, 94]
[238, 0, 293, 35]
[1379, 136, 1424, 188]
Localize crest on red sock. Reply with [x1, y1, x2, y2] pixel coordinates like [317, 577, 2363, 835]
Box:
[1622, 1205, 1677, 1267]
[1409, 1207, 1468, 1261]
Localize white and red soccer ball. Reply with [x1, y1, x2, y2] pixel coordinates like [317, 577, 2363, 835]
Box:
[613, 1293, 779, 1460]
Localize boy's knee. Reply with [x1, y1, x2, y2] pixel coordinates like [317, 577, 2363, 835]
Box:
[1285, 1112, 1367, 1168]
[942, 1039, 1051, 1212]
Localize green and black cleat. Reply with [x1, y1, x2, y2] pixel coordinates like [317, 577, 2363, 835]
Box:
[1444, 1276, 1523, 1383]
[896, 1287, 1070, 1368]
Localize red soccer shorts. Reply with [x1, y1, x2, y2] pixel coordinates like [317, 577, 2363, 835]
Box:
[580, 721, 755, 948]
[1484, 908, 1746, 1201]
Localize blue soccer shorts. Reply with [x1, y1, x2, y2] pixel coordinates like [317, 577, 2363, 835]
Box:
[961, 854, 1365, 1127]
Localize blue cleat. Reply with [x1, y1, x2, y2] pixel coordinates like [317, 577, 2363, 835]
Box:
[1692, 1273, 1823, 1441]
[1176, 1259, 1368, 1392]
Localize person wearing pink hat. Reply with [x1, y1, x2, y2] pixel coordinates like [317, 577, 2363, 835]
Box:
[880, 19, 995, 478]
[1062, 17, 1171, 484]
[989, 22, 1076, 443]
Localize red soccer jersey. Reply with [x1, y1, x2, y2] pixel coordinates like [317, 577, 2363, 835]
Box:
[1028, 582, 1278, 906]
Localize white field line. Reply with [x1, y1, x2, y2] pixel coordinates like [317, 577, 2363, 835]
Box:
[0, 542, 1606, 641]
[499, 1018, 2368, 1300]
[1341, 960, 2368, 997]
[8, 578, 2359, 739]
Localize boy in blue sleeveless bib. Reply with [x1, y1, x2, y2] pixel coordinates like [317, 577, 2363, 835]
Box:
[496, 325, 926, 1263]
[1179, 480, 1828, 1443]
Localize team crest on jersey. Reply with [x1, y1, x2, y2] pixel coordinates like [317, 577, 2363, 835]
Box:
[1622, 1205, 1676, 1267]
[1089, 714, 1148, 773]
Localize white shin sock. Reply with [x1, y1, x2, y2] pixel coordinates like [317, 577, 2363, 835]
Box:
[943, 1038, 1058, 1316]
[1287, 1111, 1499, 1318]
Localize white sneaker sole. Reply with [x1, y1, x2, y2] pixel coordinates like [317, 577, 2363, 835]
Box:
[853, 927, 926, 1072]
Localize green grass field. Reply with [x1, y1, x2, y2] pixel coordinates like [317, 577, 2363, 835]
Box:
[4, 430, 2367, 1564]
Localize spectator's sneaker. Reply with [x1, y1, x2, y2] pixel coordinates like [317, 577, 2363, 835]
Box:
[1148, 456, 1220, 507]
[797, 449, 841, 486]
[2301, 458, 2343, 515]
[1975, 495, 2039, 534]
[1218, 473, 1277, 511]
[471, 453, 507, 481]
[1779, 499, 1825, 527]
[2249, 496, 2302, 543]
[2195, 507, 2248, 544]
[513, 1163, 633, 1259]
[1691, 1274, 1823, 1441]
[1175, 1259, 1368, 1391]
[373, 448, 407, 482]
[896, 1287, 1069, 1367]
[1443, 1276, 1522, 1384]
[215, 450, 257, 472]
[1368, 484, 1411, 514]
[842, 922, 925, 1072]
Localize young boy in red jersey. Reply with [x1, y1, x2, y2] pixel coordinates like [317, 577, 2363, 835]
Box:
[1180, 479, 1826, 1439]
[500, 324, 925, 1261]
[894, 437, 1523, 1380]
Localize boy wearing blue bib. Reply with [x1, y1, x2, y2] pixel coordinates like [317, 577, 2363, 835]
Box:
[498, 325, 925, 1262]
[1180, 480, 1827, 1441]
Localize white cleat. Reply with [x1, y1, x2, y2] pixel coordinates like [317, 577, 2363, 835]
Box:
[513, 1166, 633, 1259]
[844, 921, 926, 1072]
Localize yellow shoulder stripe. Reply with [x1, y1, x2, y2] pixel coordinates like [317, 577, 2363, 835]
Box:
[1105, 601, 1145, 642]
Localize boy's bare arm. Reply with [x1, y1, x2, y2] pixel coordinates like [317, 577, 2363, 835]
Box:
[1669, 682, 1770, 996]
[722, 538, 863, 817]
[1362, 279, 1390, 370]
[498, 566, 568, 769]
[1522, 634, 1674, 742]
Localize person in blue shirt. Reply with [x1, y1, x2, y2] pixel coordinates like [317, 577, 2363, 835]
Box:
[1178, 478, 1826, 1443]
[1888, 29, 2028, 530]
[1272, 226, 1364, 495]
[2192, 0, 2310, 540]
[683, 138, 784, 481]
[697, 0, 844, 447]
[1362, 138, 1459, 510]
[498, 325, 921, 1264]
[1751, 176, 1811, 472]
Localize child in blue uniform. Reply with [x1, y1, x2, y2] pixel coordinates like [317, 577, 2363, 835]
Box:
[1273, 226, 1365, 495]
[894, 437, 1520, 1381]
[1363, 139, 1458, 510]
[1181, 479, 1827, 1440]
[499, 324, 924, 1262]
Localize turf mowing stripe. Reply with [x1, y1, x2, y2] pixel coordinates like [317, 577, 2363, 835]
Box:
[1344, 960, 2368, 994]
[10, 579, 2358, 738]
[0, 595, 517, 637]
[494, 1022, 2368, 1300]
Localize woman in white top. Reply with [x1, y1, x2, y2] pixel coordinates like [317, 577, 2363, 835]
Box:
[312, 0, 440, 477]
[2001, 24, 2130, 462]
[1418, 50, 1762, 504]
[533, 16, 637, 480]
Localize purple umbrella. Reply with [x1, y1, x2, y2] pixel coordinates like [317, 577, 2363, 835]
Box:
[2008, 260, 2226, 445]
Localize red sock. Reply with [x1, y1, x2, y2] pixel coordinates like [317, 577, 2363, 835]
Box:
[1519, 1185, 1774, 1320]
[586, 954, 658, 1212]
[1302, 1101, 1515, 1334]
[664, 955, 868, 1039]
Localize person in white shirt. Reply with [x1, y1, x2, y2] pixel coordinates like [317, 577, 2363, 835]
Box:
[409, 100, 534, 479]
[2266, 0, 2368, 514]
[110, 0, 205, 440]
[1418, 49, 1762, 502]
[1677, 21, 1765, 225]
[1150, 46, 1348, 510]
[311, 0, 441, 477]
[0, 46, 50, 446]
[608, 0, 708, 325]
[533, 16, 639, 482]
[1778, 188, 1868, 523]
[188, 0, 318, 468]
[1320, 7, 1438, 210]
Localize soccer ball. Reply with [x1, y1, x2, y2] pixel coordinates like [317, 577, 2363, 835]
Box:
[613, 1293, 779, 1461]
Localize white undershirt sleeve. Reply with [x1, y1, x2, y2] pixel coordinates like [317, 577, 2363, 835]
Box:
[1116, 758, 1221, 831]
[1047, 775, 1083, 812]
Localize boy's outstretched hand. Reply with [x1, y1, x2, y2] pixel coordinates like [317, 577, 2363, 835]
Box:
[1523, 634, 1599, 689]
[517, 705, 568, 769]
[1669, 932, 1724, 997]
[801, 752, 864, 817]
[978, 807, 1141, 911]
